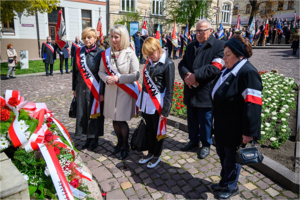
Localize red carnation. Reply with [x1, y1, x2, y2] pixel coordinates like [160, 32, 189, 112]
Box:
[172, 104, 173, 107]
[172, 99, 175, 101]
[179, 96, 183, 99]
[174, 89, 177, 92]
[46, 118, 53, 123]
[180, 87, 183, 89]
[180, 105, 184, 108]
[0, 98, 6, 108]
[8, 97, 20, 107]
[176, 106, 180, 109]
[47, 122, 51, 128]
[179, 83, 181, 85]
[44, 131, 54, 142]
[0, 109, 11, 121]
[53, 146, 60, 155]
[70, 179, 79, 188]
[180, 100, 183, 102]
[175, 93, 179, 95]
[175, 82, 178, 85]
[176, 102, 180, 105]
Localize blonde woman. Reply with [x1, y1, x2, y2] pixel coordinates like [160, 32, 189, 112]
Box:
[99, 24, 140, 160]
[6, 44, 17, 79]
[137, 37, 175, 168]
[72, 27, 105, 150]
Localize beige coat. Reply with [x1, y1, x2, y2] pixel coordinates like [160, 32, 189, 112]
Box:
[99, 47, 140, 121]
[7, 49, 17, 67]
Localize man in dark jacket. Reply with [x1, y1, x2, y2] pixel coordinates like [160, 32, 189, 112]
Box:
[71, 36, 83, 67]
[167, 33, 172, 58]
[140, 35, 148, 64]
[42, 36, 56, 76]
[132, 31, 141, 58]
[258, 22, 265, 46]
[179, 31, 184, 58]
[178, 19, 225, 159]
[55, 42, 70, 74]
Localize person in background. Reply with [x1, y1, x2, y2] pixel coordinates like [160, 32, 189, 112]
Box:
[137, 37, 175, 168]
[167, 33, 173, 58]
[6, 44, 17, 79]
[210, 34, 262, 199]
[291, 28, 300, 55]
[42, 36, 56, 76]
[179, 30, 184, 58]
[241, 27, 246, 37]
[245, 26, 250, 39]
[162, 34, 167, 49]
[72, 27, 105, 150]
[191, 30, 196, 41]
[140, 34, 148, 64]
[132, 31, 141, 58]
[178, 19, 224, 158]
[55, 42, 70, 74]
[99, 25, 140, 160]
[71, 36, 83, 67]
[258, 22, 265, 46]
[277, 28, 283, 44]
[285, 24, 291, 44]
[266, 26, 272, 44]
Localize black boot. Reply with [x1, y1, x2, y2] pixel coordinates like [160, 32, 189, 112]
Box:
[90, 138, 98, 150]
[82, 138, 92, 149]
[113, 143, 122, 154]
[119, 149, 129, 160]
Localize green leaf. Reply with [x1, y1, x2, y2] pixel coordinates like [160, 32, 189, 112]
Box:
[44, 188, 57, 199]
[63, 153, 73, 160]
[38, 184, 45, 199]
[29, 185, 37, 195]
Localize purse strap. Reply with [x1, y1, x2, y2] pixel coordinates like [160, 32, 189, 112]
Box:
[238, 140, 256, 150]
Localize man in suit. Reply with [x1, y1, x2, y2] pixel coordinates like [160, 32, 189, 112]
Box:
[132, 31, 141, 58]
[179, 30, 184, 58]
[71, 36, 83, 67]
[178, 19, 224, 159]
[167, 33, 172, 58]
[41, 36, 56, 76]
[258, 22, 265, 46]
[140, 34, 148, 64]
[55, 42, 70, 74]
[285, 25, 291, 44]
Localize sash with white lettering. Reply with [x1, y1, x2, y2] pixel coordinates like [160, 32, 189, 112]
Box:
[76, 47, 101, 118]
[142, 59, 167, 141]
[44, 42, 54, 54]
[101, 47, 141, 116]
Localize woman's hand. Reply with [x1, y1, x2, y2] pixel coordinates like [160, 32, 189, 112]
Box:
[113, 75, 119, 83]
[242, 135, 253, 144]
[73, 91, 76, 97]
[99, 95, 104, 102]
[161, 115, 166, 120]
[106, 76, 116, 85]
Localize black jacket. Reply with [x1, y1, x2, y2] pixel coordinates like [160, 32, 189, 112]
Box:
[41, 42, 56, 64]
[142, 55, 175, 117]
[55, 42, 70, 59]
[71, 41, 83, 57]
[210, 60, 262, 147]
[178, 34, 224, 108]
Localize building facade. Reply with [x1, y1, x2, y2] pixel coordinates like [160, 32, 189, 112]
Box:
[231, 0, 299, 27]
[1, 0, 106, 60]
[208, 0, 234, 30]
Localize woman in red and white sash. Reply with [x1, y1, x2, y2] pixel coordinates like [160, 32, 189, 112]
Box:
[137, 37, 175, 168]
[98, 25, 140, 160]
[72, 27, 105, 150]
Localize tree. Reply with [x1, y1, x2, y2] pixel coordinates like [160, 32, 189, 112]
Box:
[164, 0, 209, 31]
[114, 10, 143, 29]
[1, 0, 60, 23]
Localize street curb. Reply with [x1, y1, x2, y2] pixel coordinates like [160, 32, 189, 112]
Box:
[167, 115, 300, 193]
[1, 70, 71, 79]
[252, 46, 291, 49]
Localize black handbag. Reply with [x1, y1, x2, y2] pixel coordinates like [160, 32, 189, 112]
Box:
[8, 59, 14, 64]
[69, 97, 77, 118]
[236, 140, 264, 165]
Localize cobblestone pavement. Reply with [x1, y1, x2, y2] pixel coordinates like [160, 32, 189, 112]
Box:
[1, 49, 299, 199]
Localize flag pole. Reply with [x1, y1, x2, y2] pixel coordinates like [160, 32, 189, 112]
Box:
[172, 45, 174, 60]
[98, 7, 102, 49]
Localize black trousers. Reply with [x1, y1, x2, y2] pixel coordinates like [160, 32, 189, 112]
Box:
[285, 35, 290, 44]
[143, 111, 164, 157]
[45, 63, 53, 75]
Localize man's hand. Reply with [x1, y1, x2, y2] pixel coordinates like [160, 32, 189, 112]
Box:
[161, 115, 166, 120]
[184, 73, 196, 88]
[60, 52, 63, 55]
[242, 135, 253, 144]
[73, 91, 76, 97]
[99, 95, 104, 102]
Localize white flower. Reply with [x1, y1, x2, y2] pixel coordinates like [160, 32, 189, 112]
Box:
[21, 173, 29, 181]
[287, 100, 292, 103]
[265, 123, 270, 127]
[24, 131, 31, 139]
[281, 98, 285, 101]
[281, 129, 286, 132]
[0, 139, 10, 151]
[283, 87, 288, 90]
[271, 117, 277, 120]
[282, 118, 286, 122]
[270, 137, 277, 141]
[44, 167, 50, 176]
[265, 128, 269, 131]
[280, 110, 285, 113]
[261, 124, 264, 128]
[261, 131, 265, 135]
[271, 111, 277, 116]
[286, 113, 290, 116]
[283, 105, 289, 108]
[261, 113, 265, 117]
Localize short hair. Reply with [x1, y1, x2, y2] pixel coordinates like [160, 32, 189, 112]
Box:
[196, 19, 212, 29]
[82, 27, 97, 40]
[7, 44, 13, 49]
[225, 34, 253, 58]
[109, 24, 130, 50]
[75, 36, 79, 40]
[142, 37, 162, 58]
[46, 36, 51, 40]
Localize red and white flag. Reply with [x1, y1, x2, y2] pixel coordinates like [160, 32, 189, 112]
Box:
[55, 10, 67, 50]
[294, 13, 297, 27]
[171, 21, 178, 47]
[97, 16, 104, 46]
[235, 14, 241, 31]
[264, 19, 269, 38]
[141, 16, 147, 36]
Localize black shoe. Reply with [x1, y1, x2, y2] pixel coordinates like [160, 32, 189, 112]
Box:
[180, 142, 199, 151]
[50, 73, 53, 76]
[211, 184, 227, 191]
[119, 149, 129, 160]
[113, 143, 122, 154]
[46, 74, 49, 76]
[90, 138, 98, 150]
[6, 77, 10, 79]
[66, 72, 70, 74]
[217, 187, 239, 199]
[61, 73, 63, 75]
[198, 147, 210, 159]
[12, 77, 16, 78]
[82, 138, 92, 149]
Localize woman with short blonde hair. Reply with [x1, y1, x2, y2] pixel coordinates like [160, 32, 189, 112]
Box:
[137, 37, 175, 168]
[98, 24, 140, 160]
[81, 27, 97, 40]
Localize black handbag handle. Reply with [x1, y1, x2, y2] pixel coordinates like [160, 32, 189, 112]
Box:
[238, 140, 256, 149]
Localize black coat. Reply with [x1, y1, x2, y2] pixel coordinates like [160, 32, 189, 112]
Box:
[55, 43, 70, 59]
[71, 41, 83, 57]
[178, 34, 224, 108]
[210, 60, 262, 147]
[41, 42, 56, 64]
[142, 55, 175, 117]
[72, 46, 105, 138]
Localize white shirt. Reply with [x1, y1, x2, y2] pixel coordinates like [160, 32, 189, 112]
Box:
[136, 51, 166, 114]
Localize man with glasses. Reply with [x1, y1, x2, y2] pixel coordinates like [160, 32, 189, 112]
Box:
[178, 19, 225, 159]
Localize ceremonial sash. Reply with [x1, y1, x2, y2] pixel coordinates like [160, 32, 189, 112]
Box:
[255, 30, 261, 36]
[76, 47, 101, 118]
[228, 32, 233, 39]
[101, 47, 141, 116]
[142, 59, 167, 141]
[73, 42, 81, 49]
[44, 42, 54, 54]
[162, 38, 167, 43]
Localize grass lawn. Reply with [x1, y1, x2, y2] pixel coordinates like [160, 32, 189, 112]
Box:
[1, 59, 72, 76]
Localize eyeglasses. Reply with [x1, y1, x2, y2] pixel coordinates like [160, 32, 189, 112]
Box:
[196, 28, 210, 34]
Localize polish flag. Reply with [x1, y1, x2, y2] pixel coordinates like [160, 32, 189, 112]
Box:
[171, 22, 178, 47]
[235, 14, 241, 31]
[141, 16, 147, 36]
[294, 13, 297, 27]
[264, 19, 269, 38]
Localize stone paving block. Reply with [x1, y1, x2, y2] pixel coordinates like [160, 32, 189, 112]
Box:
[238, 176, 247, 184]
[240, 171, 250, 177]
[157, 184, 169, 193]
[154, 178, 164, 186]
[133, 183, 143, 191]
[124, 188, 136, 198]
[253, 188, 266, 196]
[247, 175, 259, 183]
[136, 188, 148, 198]
[182, 185, 193, 193]
[244, 182, 257, 190]
[92, 166, 113, 182]
[99, 178, 120, 192]
[189, 179, 201, 187]
[120, 181, 132, 190]
[201, 192, 215, 199]
[195, 185, 208, 194]
[210, 176, 220, 183]
[145, 184, 157, 193]
[171, 185, 181, 194]
[242, 191, 254, 199]
[188, 191, 201, 199]
[256, 180, 269, 190]
[106, 189, 127, 199]
[163, 193, 176, 200]
[86, 159, 102, 170]
[165, 179, 176, 187]
[143, 177, 152, 184]
[231, 195, 243, 200]
[178, 159, 186, 164]
[282, 191, 298, 198]
[275, 195, 288, 200]
[265, 188, 279, 197]
[151, 192, 162, 199]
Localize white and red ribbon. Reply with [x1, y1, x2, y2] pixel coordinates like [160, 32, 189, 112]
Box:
[242, 88, 262, 105]
[142, 59, 167, 141]
[44, 42, 54, 54]
[212, 58, 225, 71]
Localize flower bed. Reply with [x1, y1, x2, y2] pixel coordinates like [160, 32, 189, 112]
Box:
[0, 90, 92, 199]
[170, 72, 297, 149]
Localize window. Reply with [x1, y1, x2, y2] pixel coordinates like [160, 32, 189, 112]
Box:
[222, 4, 230, 23]
[48, 8, 64, 40]
[278, 0, 284, 11]
[121, 0, 135, 12]
[1, 20, 15, 30]
[287, 1, 294, 10]
[233, 4, 238, 15]
[265, 1, 272, 14]
[152, 0, 164, 15]
[245, 4, 251, 14]
[82, 10, 91, 30]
